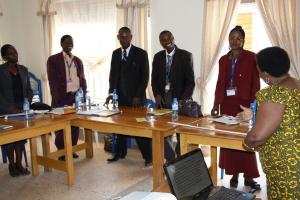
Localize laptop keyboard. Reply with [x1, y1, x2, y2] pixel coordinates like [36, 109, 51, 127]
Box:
[208, 187, 250, 200]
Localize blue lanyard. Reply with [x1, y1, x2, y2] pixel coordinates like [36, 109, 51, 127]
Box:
[230, 58, 237, 86]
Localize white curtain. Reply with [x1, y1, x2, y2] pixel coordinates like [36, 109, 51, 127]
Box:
[50, 0, 117, 102]
[198, 0, 240, 114]
[116, 0, 153, 100]
[0, 0, 3, 16]
[256, 0, 300, 79]
[37, 0, 56, 104]
[116, 0, 149, 49]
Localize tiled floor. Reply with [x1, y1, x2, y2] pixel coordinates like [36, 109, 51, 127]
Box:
[0, 136, 267, 200]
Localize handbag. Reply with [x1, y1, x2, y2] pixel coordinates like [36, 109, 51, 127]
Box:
[178, 99, 203, 118]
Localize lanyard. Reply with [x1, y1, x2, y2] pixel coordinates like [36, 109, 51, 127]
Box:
[230, 58, 237, 86]
[65, 58, 73, 81]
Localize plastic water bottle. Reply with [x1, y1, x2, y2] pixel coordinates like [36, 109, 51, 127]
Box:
[249, 100, 257, 129]
[23, 97, 30, 119]
[172, 98, 179, 122]
[112, 89, 119, 111]
[85, 91, 91, 110]
[78, 87, 84, 106]
[75, 88, 82, 111]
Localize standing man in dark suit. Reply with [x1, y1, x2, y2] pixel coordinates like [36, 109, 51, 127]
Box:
[106, 27, 152, 166]
[47, 35, 87, 160]
[151, 30, 195, 161]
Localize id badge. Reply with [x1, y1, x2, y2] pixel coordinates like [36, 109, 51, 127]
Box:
[165, 82, 170, 91]
[226, 87, 237, 96]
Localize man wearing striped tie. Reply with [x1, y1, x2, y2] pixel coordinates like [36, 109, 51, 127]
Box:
[106, 27, 152, 166]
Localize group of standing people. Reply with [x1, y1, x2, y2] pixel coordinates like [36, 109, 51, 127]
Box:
[46, 27, 196, 167]
[1, 24, 299, 200]
[105, 27, 196, 165]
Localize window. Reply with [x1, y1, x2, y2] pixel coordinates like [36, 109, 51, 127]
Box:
[51, 0, 117, 102]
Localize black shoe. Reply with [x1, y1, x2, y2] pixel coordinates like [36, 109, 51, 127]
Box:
[144, 160, 152, 167]
[73, 153, 79, 159]
[8, 164, 20, 177]
[107, 155, 120, 162]
[119, 154, 126, 159]
[230, 177, 238, 188]
[58, 156, 65, 161]
[244, 180, 261, 190]
[17, 166, 30, 176]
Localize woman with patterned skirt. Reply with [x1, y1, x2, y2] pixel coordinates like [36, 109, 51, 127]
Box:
[239, 47, 300, 199]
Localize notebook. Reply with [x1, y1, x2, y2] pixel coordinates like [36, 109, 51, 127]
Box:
[163, 149, 255, 200]
[212, 116, 241, 125]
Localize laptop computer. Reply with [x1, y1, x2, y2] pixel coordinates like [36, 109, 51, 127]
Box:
[163, 149, 255, 200]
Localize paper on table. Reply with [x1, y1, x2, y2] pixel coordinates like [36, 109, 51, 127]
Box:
[0, 124, 13, 130]
[136, 118, 147, 122]
[147, 109, 172, 116]
[50, 107, 76, 115]
[212, 116, 241, 125]
[0, 111, 34, 119]
[77, 109, 120, 117]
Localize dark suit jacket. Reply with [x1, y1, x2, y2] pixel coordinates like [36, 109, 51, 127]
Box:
[151, 46, 195, 100]
[109, 45, 149, 106]
[47, 52, 87, 107]
[0, 64, 33, 114]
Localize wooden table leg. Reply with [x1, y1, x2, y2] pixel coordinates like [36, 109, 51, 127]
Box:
[180, 134, 188, 155]
[209, 146, 218, 185]
[152, 131, 164, 189]
[30, 137, 39, 176]
[41, 134, 51, 172]
[64, 124, 74, 186]
[84, 128, 93, 158]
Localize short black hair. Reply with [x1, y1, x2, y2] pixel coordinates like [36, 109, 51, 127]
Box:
[229, 25, 245, 39]
[60, 35, 72, 45]
[159, 30, 173, 39]
[1, 44, 13, 59]
[257, 46, 290, 77]
[118, 27, 131, 34]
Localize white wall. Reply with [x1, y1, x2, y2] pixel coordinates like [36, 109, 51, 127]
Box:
[150, 0, 205, 101]
[0, 0, 45, 78]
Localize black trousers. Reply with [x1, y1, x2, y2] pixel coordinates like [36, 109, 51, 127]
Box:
[114, 134, 152, 161]
[55, 126, 79, 149]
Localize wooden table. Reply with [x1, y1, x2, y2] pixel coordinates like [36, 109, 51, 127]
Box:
[178, 117, 249, 185]
[71, 107, 198, 189]
[1, 108, 197, 188]
[0, 114, 76, 186]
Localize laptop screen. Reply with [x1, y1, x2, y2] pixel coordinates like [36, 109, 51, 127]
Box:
[164, 149, 213, 199]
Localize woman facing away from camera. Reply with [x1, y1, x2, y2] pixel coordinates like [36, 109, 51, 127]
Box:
[211, 25, 261, 190]
[237, 46, 300, 199]
[0, 44, 32, 177]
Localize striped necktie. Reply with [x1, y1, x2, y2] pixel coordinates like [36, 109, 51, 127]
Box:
[122, 50, 127, 63]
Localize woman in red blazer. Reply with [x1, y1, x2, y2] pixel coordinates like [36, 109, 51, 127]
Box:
[211, 26, 261, 190]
